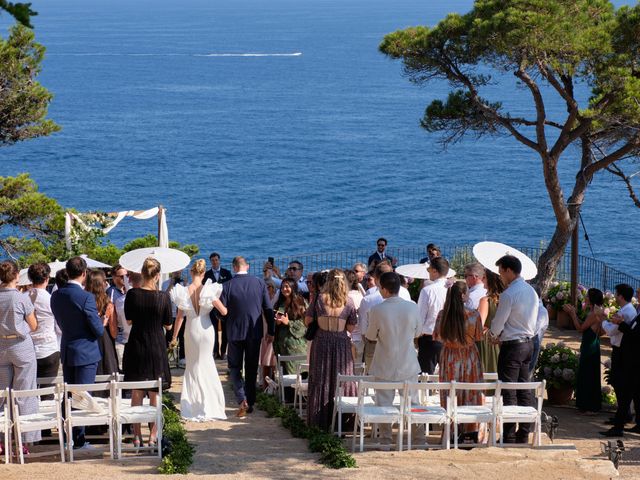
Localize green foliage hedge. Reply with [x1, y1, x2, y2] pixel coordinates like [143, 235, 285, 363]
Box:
[256, 392, 356, 469]
[159, 395, 195, 474]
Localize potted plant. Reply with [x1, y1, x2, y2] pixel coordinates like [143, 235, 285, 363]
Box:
[535, 342, 579, 405]
[544, 282, 579, 328]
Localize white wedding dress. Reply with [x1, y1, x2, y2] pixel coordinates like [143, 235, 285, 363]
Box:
[170, 280, 227, 421]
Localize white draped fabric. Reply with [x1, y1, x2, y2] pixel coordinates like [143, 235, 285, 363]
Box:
[64, 207, 168, 251]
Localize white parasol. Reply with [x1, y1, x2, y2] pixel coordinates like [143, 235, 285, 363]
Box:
[396, 263, 456, 279]
[17, 268, 31, 287]
[472, 241, 538, 280]
[47, 255, 111, 278]
[118, 247, 190, 274]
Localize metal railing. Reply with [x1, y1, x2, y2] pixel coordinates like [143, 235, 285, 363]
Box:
[250, 244, 640, 292]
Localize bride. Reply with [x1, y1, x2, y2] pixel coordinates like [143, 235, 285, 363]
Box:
[170, 259, 227, 421]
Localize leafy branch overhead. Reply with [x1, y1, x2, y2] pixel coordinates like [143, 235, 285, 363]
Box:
[0, 0, 36, 28]
[380, 0, 640, 291]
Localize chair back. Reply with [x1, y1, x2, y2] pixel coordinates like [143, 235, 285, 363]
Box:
[482, 372, 499, 381]
[450, 381, 499, 409]
[357, 380, 405, 408]
[496, 380, 545, 411]
[405, 381, 452, 411]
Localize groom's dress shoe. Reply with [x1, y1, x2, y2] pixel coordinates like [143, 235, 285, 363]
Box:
[236, 401, 248, 418]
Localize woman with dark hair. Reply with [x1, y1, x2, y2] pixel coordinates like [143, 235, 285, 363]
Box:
[273, 278, 308, 375]
[85, 269, 119, 377]
[563, 288, 605, 414]
[27, 262, 61, 380]
[434, 280, 483, 442]
[0, 260, 39, 452]
[476, 269, 504, 373]
[305, 269, 357, 430]
[123, 257, 173, 447]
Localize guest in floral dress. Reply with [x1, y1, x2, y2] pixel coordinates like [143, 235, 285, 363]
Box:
[306, 269, 357, 430]
[435, 280, 484, 442]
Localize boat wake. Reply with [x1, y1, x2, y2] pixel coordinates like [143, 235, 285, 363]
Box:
[50, 52, 302, 57]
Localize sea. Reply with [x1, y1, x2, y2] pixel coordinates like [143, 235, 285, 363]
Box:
[0, 0, 638, 276]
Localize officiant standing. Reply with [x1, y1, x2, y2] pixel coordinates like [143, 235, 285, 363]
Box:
[221, 256, 274, 418]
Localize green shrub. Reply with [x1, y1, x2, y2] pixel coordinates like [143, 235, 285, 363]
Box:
[256, 392, 356, 469]
[159, 394, 195, 474]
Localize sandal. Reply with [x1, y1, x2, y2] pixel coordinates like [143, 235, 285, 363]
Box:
[133, 435, 142, 449]
[148, 436, 157, 448]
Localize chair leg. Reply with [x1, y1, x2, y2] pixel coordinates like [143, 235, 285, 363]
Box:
[499, 419, 503, 446]
[58, 417, 66, 462]
[360, 420, 365, 452]
[453, 422, 458, 449]
[351, 415, 357, 453]
[398, 420, 404, 452]
[444, 422, 450, 450]
[407, 420, 412, 450]
[66, 420, 74, 462]
[16, 426, 24, 464]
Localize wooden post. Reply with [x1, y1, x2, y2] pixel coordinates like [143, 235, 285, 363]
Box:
[157, 205, 163, 247]
[570, 220, 579, 306]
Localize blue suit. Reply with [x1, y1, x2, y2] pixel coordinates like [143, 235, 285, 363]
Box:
[51, 281, 104, 447]
[221, 273, 274, 407]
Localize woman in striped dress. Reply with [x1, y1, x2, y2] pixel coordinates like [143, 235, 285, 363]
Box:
[0, 260, 40, 453]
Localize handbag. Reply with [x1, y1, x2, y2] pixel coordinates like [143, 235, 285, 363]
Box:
[304, 296, 319, 341]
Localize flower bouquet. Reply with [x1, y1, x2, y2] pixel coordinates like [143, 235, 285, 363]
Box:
[535, 342, 579, 404]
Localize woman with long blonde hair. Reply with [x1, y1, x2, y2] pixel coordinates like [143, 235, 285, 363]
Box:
[305, 269, 357, 430]
[170, 258, 228, 421]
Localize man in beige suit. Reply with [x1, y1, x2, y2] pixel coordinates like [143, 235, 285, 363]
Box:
[366, 271, 422, 441]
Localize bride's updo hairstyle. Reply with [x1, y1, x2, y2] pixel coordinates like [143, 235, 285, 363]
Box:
[141, 257, 161, 281]
[0, 260, 19, 284]
[190, 259, 206, 277]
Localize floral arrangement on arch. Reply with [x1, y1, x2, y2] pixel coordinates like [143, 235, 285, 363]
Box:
[534, 341, 579, 389]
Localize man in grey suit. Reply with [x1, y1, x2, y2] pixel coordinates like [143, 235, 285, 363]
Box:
[366, 271, 422, 441]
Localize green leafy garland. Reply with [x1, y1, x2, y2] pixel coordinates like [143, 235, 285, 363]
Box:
[256, 392, 356, 469]
[159, 395, 195, 474]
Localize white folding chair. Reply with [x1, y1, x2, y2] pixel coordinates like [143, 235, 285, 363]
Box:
[0, 388, 11, 463]
[331, 374, 372, 437]
[450, 381, 498, 449]
[292, 363, 309, 416]
[417, 374, 441, 406]
[11, 385, 65, 464]
[354, 362, 366, 375]
[483, 372, 499, 381]
[112, 379, 163, 459]
[404, 381, 452, 450]
[352, 380, 405, 452]
[64, 382, 113, 461]
[36, 376, 64, 388]
[276, 354, 306, 404]
[496, 380, 545, 447]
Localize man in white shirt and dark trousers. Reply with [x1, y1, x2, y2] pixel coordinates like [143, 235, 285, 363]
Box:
[366, 271, 422, 443]
[601, 284, 638, 430]
[463, 262, 487, 310]
[489, 255, 538, 444]
[416, 257, 449, 374]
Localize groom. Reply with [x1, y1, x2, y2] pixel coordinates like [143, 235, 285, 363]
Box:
[221, 256, 274, 417]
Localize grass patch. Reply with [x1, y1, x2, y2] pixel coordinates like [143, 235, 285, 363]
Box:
[159, 394, 195, 474]
[256, 392, 356, 469]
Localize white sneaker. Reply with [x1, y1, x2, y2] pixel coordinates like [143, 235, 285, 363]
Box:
[178, 359, 186, 368]
[74, 442, 96, 451]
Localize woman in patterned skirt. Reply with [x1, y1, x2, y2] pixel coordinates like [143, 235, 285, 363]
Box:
[434, 280, 484, 443]
[305, 269, 357, 431]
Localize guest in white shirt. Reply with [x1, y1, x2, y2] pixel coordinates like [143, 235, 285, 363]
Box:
[528, 286, 549, 378]
[266, 260, 309, 295]
[416, 257, 450, 374]
[27, 263, 61, 379]
[359, 262, 393, 370]
[352, 263, 368, 296]
[489, 255, 538, 444]
[463, 262, 487, 310]
[602, 284, 637, 426]
[366, 271, 421, 442]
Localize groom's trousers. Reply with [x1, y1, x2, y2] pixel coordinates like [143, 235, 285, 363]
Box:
[227, 337, 261, 406]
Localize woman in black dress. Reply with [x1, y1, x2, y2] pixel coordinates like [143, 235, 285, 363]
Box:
[563, 288, 605, 414]
[123, 257, 173, 447]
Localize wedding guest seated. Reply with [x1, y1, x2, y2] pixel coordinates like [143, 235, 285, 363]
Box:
[434, 280, 483, 444]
